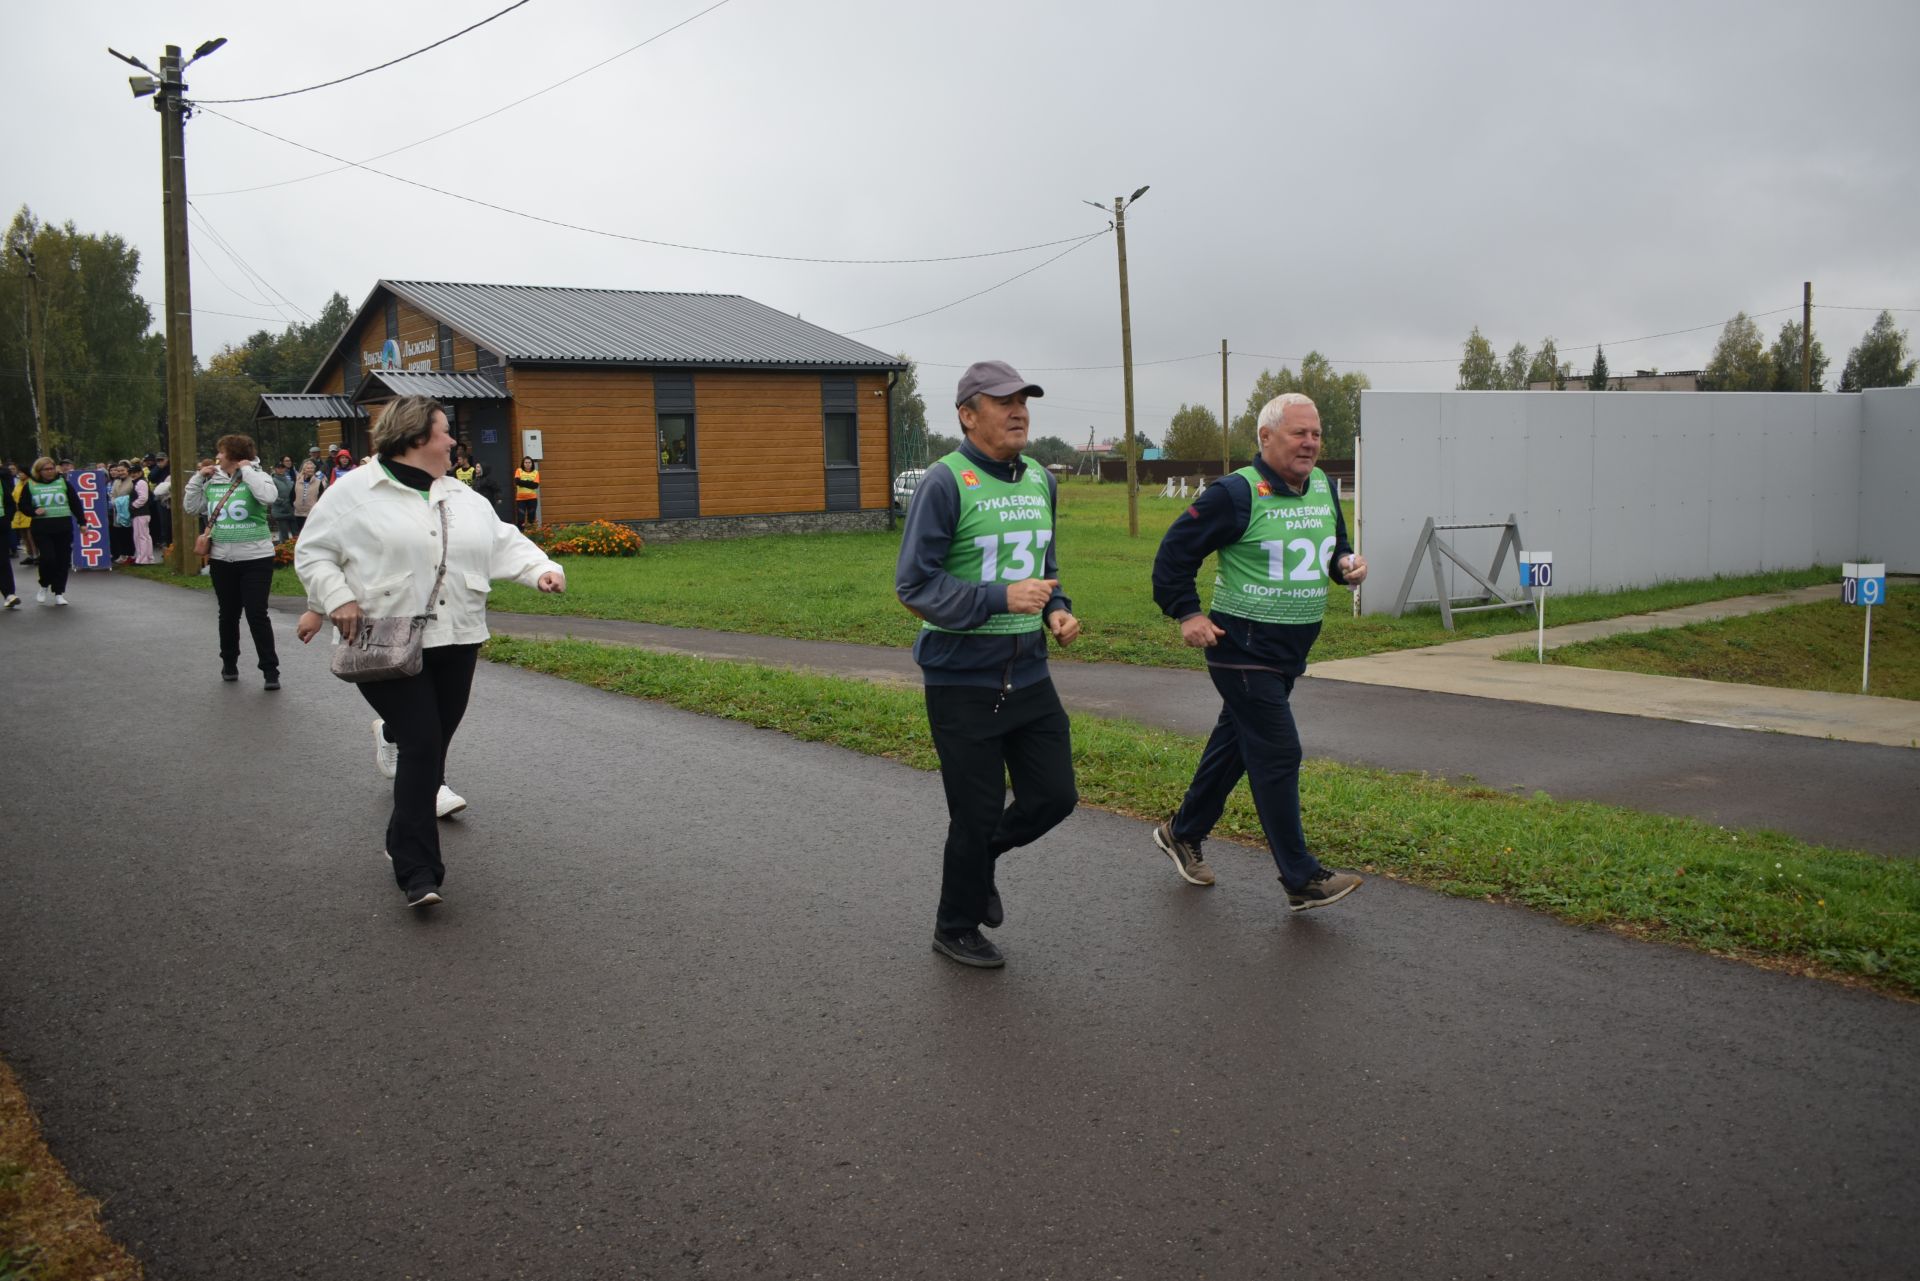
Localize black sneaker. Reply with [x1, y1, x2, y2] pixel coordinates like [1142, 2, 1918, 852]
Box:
[1285, 870, 1363, 912]
[405, 884, 443, 909]
[263, 672, 281, 691]
[220, 666, 239, 682]
[983, 889, 1005, 930]
[932, 928, 1004, 969]
[1153, 820, 1216, 886]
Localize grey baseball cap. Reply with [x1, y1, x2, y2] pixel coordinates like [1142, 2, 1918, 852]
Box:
[955, 360, 1044, 407]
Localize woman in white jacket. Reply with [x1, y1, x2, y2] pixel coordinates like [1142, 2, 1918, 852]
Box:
[294, 395, 565, 909]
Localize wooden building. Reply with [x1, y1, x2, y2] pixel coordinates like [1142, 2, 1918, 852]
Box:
[256, 280, 907, 538]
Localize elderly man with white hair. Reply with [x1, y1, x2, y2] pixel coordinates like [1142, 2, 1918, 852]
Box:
[1148, 392, 1369, 911]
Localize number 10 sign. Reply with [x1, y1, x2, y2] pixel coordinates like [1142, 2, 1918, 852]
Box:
[1842, 562, 1886, 693]
[1519, 551, 1553, 660]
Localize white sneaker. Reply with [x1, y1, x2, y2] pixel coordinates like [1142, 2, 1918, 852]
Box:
[2, 595, 18, 609]
[435, 785, 467, 819]
[372, 719, 398, 779]
[36, 587, 48, 604]
[53, 594, 68, 606]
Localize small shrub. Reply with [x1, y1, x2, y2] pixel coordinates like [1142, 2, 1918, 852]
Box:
[273, 536, 298, 566]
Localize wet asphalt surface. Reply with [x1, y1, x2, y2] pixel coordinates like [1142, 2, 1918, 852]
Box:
[463, 609, 1919, 857]
[4, 574, 1919, 1279]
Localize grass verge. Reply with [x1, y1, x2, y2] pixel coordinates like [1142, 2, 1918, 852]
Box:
[484, 635, 1920, 998]
[127, 482, 1841, 669]
[0, 1058, 142, 1281]
[1506, 585, 1918, 700]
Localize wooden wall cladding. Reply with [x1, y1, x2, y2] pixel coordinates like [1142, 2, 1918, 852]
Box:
[694, 372, 826, 516]
[506, 367, 658, 523]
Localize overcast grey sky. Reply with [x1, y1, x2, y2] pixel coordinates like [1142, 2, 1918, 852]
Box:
[10, 0, 1918, 440]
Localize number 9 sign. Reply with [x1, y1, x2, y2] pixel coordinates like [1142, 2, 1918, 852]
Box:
[1842, 563, 1885, 608]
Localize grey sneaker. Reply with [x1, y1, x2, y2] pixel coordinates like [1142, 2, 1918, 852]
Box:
[932, 928, 1005, 969]
[1286, 870, 1363, 912]
[1153, 820, 1215, 886]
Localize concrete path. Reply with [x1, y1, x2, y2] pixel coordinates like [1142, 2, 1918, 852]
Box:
[334, 590, 1919, 857]
[6, 574, 1919, 1280]
[1313, 584, 1920, 750]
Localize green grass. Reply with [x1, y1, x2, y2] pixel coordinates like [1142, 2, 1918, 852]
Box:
[484, 634, 1920, 998]
[128, 485, 1839, 669]
[1512, 585, 1919, 700]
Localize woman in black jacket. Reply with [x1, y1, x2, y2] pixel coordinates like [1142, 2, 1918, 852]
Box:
[17, 456, 83, 605]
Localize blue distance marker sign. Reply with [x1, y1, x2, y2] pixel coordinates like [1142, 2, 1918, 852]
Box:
[1842, 562, 1887, 693]
[1519, 551, 1553, 660]
[1842, 562, 1886, 607]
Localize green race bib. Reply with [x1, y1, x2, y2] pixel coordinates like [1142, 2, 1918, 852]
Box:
[922, 451, 1054, 636]
[1212, 466, 1337, 625]
[204, 475, 272, 544]
[26, 478, 71, 520]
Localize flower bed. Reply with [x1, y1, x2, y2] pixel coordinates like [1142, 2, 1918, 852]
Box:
[526, 520, 644, 557]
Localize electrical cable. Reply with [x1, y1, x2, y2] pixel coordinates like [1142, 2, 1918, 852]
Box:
[196, 0, 735, 197]
[190, 1, 535, 105]
[194, 107, 1101, 266]
[187, 201, 314, 322]
[838, 231, 1110, 335]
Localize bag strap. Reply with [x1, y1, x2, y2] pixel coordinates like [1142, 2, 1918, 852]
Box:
[422, 500, 450, 619]
[205, 469, 249, 523]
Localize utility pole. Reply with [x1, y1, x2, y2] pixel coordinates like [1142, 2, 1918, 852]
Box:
[1087, 187, 1149, 536]
[113, 36, 223, 574]
[1802, 280, 1813, 393]
[12, 247, 48, 457]
[1220, 338, 1230, 476]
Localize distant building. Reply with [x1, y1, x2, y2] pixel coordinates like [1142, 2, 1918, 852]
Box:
[1535, 369, 1708, 392]
[254, 279, 905, 539]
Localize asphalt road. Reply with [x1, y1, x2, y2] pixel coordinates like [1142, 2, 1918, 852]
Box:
[4, 575, 1919, 1279]
[469, 609, 1920, 856]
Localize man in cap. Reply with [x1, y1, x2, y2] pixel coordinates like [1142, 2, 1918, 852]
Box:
[1149, 392, 1367, 911]
[895, 360, 1080, 969]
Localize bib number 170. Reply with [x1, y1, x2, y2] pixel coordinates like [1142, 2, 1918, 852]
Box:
[972, 530, 1054, 581]
[1261, 536, 1335, 582]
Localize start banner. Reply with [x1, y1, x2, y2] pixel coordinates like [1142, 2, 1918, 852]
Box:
[70, 467, 111, 572]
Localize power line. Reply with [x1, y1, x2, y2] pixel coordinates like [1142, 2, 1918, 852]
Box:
[839, 232, 1111, 335]
[196, 106, 1101, 266]
[186, 201, 313, 322]
[190, 1, 535, 105]
[197, 0, 736, 198]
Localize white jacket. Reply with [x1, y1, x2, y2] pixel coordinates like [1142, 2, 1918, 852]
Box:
[294, 463, 563, 647]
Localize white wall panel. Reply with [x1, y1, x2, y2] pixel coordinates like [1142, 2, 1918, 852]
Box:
[1358, 389, 1878, 614]
[1860, 388, 1920, 570]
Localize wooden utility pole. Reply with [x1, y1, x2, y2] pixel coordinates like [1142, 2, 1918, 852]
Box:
[14, 249, 48, 457]
[1113, 194, 1139, 536]
[1220, 338, 1230, 476]
[1802, 281, 1813, 393]
[158, 45, 201, 574]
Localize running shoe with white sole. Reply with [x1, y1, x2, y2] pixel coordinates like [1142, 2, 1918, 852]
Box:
[1285, 870, 1363, 912]
[53, 594, 68, 606]
[1153, 820, 1216, 886]
[435, 785, 467, 819]
[372, 718, 398, 779]
[405, 884, 442, 909]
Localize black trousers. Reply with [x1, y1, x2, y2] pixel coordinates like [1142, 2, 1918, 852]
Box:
[357, 644, 481, 892]
[924, 678, 1078, 933]
[0, 543, 12, 597]
[208, 555, 280, 675]
[32, 521, 72, 592]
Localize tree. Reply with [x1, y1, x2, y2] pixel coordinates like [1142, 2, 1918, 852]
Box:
[1526, 336, 1570, 389]
[925, 431, 962, 459]
[1704, 312, 1774, 391]
[1230, 353, 1369, 460]
[1025, 435, 1078, 468]
[1, 205, 166, 462]
[1766, 319, 1830, 392]
[889, 355, 930, 468]
[1457, 326, 1499, 390]
[1837, 311, 1917, 392]
[1162, 402, 1223, 461]
[1588, 344, 1610, 390]
[1499, 342, 1531, 391]
[1108, 433, 1155, 462]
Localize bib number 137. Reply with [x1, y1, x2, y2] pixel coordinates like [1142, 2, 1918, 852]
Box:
[972, 530, 1054, 581]
[1262, 536, 1335, 582]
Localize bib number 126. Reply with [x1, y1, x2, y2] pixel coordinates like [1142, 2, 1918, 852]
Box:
[1261, 536, 1335, 582]
[972, 530, 1054, 581]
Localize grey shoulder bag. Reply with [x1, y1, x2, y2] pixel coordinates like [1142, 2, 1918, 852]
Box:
[329, 501, 450, 684]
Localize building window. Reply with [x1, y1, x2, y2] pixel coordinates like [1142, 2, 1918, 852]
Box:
[824, 412, 857, 466]
[438, 324, 453, 371]
[658, 414, 695, 468]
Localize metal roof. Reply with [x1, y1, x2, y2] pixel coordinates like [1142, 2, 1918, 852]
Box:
[256, 393, 365, 421]
[353, 369, 509, 403]
[381, 280, 907, 370]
